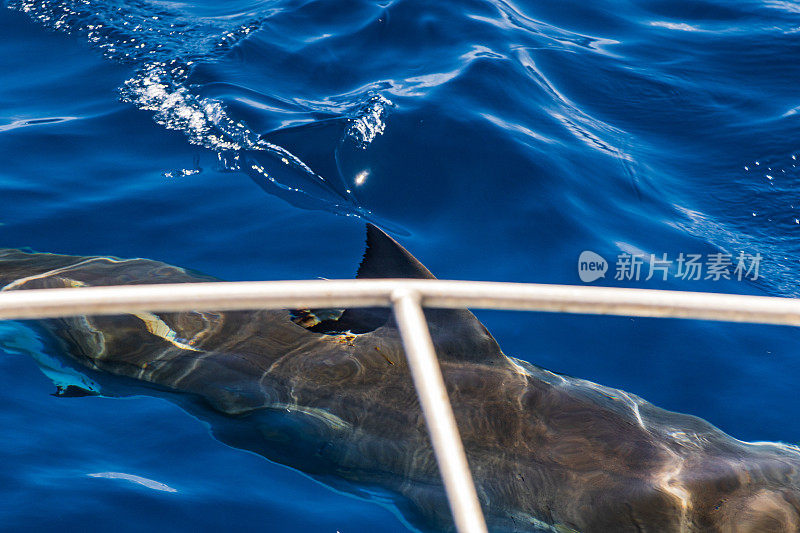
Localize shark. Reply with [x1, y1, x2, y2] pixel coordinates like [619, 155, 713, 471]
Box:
[1, 224, 799, 532]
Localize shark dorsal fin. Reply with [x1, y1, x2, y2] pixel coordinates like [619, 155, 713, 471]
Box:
[297, 224, 504, 364]
[356, 224, 435, 280]
[298, 224, 430, 333]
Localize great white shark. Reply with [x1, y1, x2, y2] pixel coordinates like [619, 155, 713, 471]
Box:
[1, 225, 800, 532]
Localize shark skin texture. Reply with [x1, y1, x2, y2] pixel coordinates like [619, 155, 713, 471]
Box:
[1, 225, 800, 533]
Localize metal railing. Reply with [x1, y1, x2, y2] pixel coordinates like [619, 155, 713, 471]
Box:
[3, 279, 800, 533]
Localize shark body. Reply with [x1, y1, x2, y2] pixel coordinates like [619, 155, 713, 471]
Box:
[1, 225, 799, 532]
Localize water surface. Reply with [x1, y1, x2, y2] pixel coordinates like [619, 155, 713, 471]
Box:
[2, 0, 800, 530]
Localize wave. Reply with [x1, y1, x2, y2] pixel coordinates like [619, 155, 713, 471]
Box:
[8, 0, 390, 218]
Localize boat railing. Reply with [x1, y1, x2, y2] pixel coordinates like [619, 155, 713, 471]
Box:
[2, 279, 799, 533]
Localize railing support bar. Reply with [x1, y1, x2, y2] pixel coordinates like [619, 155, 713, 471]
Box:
[391, 289, 488, 533]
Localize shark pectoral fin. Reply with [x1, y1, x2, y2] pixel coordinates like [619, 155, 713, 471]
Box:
[52, 384, 100, 398]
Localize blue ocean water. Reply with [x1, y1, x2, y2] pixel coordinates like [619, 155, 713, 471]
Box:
[1, 0, 800, 530]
